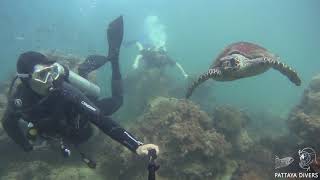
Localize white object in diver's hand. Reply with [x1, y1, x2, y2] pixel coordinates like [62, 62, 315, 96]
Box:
[136, 144, 159, 156]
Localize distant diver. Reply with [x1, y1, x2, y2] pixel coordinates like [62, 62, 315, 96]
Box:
[132, 41, 189, 78]
[2, 16, 159, 167]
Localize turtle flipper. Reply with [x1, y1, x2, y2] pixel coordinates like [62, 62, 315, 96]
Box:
[186, 68, 222, 98]
[264, 57, 301, 86]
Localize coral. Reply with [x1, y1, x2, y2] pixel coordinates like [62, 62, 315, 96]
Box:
[114, 97, 232, 180]
[0, 94, 7, 120]
[1, 160, 104, 180]
[118, 68, 178, 121]
[212, 106, 250, 135]
[212, 106, 253, 153]
[231, 160, 271, 180]
[2, 161, 51, 180]
[238, 171, 265, 180]
[288, 74, 320, 148]
[0, 79, 13, 94]
[235, 129, 254, 153]
[48, 166, 104, 180]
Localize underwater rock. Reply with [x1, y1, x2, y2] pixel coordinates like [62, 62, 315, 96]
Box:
[237, 171, 265, 180]
[309, 74, 320, 92]
[288, 74, 320, 148]
[115, 97, 232, 180]
[0, 79, 13, 94]
[235, 129, 254, 153]
[231, 160, 270, 180]
[0, 91, 10, 145]
[1, 160, 104, 180]
[212, 106, 250, 134]
[95, 97, 234, 180]
[119, 68, 178, 120]
[212, 106, 253, 153]
[48, 166, 104, 180]
[0, 94, 7, 119]
[1, 161, 51, 180]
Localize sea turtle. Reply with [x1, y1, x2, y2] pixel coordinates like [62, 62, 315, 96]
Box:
[186, 41, 301, 98]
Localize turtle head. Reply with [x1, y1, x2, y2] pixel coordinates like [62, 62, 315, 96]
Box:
[219, 54, 246, 72]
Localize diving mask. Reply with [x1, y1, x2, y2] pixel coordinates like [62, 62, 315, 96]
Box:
[29, 63, 65, 95]
[14, 62, 101, 97]
[32, 63, 64, 84]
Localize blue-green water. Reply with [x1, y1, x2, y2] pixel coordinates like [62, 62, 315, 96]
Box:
[1, 0, 319, 118]
[1, 0, 320, 179]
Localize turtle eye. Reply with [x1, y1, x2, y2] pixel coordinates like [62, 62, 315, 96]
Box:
[230, 58, 236, 66]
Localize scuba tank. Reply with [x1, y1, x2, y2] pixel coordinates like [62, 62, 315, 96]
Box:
[67, 71, 101, 98]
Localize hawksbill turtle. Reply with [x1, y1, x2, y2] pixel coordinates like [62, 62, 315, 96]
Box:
[186, 41, 301, 98]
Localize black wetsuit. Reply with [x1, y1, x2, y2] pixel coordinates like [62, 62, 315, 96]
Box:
[1, 56, 143, 153]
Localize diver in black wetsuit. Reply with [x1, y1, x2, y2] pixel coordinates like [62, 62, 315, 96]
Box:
[1, 16, 159, 163]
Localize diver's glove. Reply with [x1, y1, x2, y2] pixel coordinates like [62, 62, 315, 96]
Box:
[136, 144, 159, 156]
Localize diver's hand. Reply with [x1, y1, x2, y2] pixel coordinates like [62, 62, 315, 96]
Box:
[136, 144, 159, 156]
[133, 63, 138, 69]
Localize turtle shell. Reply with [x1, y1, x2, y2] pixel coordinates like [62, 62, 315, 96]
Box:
[210, 42, 276, 68]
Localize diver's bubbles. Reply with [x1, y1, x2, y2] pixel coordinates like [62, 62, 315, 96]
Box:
[144, 15, 167, 49]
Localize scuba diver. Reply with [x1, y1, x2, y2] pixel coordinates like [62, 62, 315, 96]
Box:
[1, 16, 159, 167]
[132, 41, 189, 79]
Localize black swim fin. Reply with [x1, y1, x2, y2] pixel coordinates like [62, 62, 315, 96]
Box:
[77, 16, 123, 78]
[107, 15, 123, 60]
[78, 55, 109, 78]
